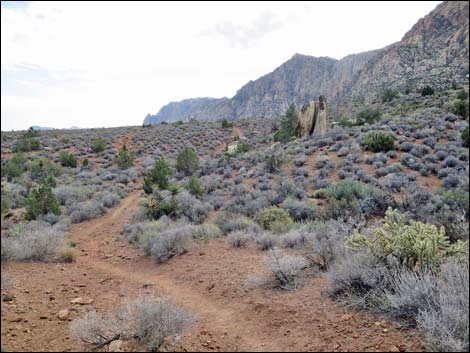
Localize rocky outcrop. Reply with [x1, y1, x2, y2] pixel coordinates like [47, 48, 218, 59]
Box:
[296, 96, 328, 138]
[144, 1, 469, 124]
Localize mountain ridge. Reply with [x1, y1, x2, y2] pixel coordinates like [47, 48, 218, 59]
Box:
[144, 1, 469, 125]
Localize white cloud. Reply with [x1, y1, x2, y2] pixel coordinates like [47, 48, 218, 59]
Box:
[1, 1, 441, 130]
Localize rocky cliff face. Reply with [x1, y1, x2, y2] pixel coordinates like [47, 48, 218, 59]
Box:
[144, 1, 469, 124]
[350, 1, 469, 98]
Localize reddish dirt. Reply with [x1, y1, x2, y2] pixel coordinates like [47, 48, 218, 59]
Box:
[1, 190, 424, 352]
[211, 127, 245, 155]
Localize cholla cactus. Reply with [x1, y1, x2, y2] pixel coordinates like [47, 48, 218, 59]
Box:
[347, 208, 468, 271]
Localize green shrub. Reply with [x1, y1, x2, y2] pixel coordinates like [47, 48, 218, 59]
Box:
[144, 194, 177, 220]
[273, 103, 299, 143]
[265, 153, 283, 173]
[25, 183, 61, 220]
[176, 147, 199, 176]
[452, 99, 469, 117]
[456, 89, 468, 101]
[14, 136, 40, 152]
[1, 184, 9, 218]
[362, 131, 396, 152]
[461, 127, 469, 148]
[254, 206, 293, 231]
[2, 153, 27, 181]
[144, 158, 172, 194]
[235, 140, 251, 154]
[82, 157, 91, 168]
[221, 119, 233, 129]
[356, 107, 381, 125]
[41, 175, 57, 188]
[186, 174, 205, 199]
[91, 138, 106, 153]
[30, 158, 61, 181]
[24, 127, 39, 138]
[115, 144, 135, 169]
[347, 208, 468, 272]
[381, 88, 398, 103]
[339, 118, 355, 128]
[420, 86, 434, 96]
[59, 151, 77, 168]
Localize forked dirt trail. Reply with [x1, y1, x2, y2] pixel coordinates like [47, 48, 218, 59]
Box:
[2, 186, 424, 352]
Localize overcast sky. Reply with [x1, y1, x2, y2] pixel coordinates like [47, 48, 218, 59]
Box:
[1, 1, 441, 131]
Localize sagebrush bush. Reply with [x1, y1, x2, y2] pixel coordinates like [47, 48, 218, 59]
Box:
[1, 223, 70, 262]
[228, 231, 250, 248]
[281, 198, 316, 222]
[254, 206, 293, 231]
[260, 248, 307, 290]
[142, 224, 193, 262]
[70, 295, 193, 351]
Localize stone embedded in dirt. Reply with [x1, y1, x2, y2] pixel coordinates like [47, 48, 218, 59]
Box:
[70, 297, 94, 305]
[390, 346, 400, 352]
[2, 293, 15, 302]
[57, 309, 70, 321]
[340, 314, 352, 321]
[108, 339, 124, 352]
[39, 315, 48, 320]
[8, 317, 22, 323]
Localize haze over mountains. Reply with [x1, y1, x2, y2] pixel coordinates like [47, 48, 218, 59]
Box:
[144, 1, 469, 125]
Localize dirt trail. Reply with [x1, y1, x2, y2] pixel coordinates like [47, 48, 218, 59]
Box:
[211, 126, 245, 155]
[2, 188, 423, 352]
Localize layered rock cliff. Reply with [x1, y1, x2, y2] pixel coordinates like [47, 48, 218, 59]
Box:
[144, 1, 469, 124]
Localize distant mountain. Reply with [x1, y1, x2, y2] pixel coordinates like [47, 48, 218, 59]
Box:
[30, 125, 54, 131]
[144, 1, 469, 124]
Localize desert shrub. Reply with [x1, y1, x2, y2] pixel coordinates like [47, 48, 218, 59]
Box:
[252, 248, 307, 290]
[356, 107, 381, 125]
[101, 192, 120, 208]
[142, 224, 194, 262]
[176, 147, 199, 176]
[14, 136, 40, 152]
[2, 153, 27, 181]
[70, 200, 105, 223]
[451, 99, 469, 117]
[362, 131, 396, 153]
[416, 261, 469, 352]
[1, 223, 69, 262]
[82, 157, 92, 169]
[254, 232, 278, 250]
[25, 183, 61, 220]
[91, 138, 106, 153]
[273, 103, 299, 143]
[281, 198, 316, 222]
[115, 144, 135, 169]
[381, 88, 398, 103]
[461, 127, 469, 148]
[1, 184, 9, 218]
[143, 157, 171, 193]
[143, 193, 177, 221]
[326, 250, 389, 309]
[214, 213, 261, 234]
[254, 206, 293, 231]
[235, 139, 251, 154]
[265, 152, 284, 173]
[347, 208, 468, 272]
[221, 119, 233, 129]
[59, 151, 77, 168]
[192, 223, 221, 241]
[174, 191, 211, 224]
[228, 231, 250, 248]
[70, 295, 193, 351]
[303, 220, 351, 270]
[186, 174, 205, 199]
[30, 158, 61, 181]
[420, 85, 434, 96]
